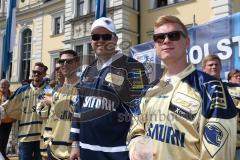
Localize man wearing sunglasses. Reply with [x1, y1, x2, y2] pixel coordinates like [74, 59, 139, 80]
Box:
[70, 17, 148, 160]
[49, 62, 64, 89]
[128, 15, 237, 160]
[42, 49, 80, 160]
[0, 62, 50, 160]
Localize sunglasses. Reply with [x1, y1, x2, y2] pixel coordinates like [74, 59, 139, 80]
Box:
[91, 34, 115, 41]
[55, 67, 60, 71]
[32, 70, 43, 75]
[58, 58, 76, 65]
[153, 31, 186, 43]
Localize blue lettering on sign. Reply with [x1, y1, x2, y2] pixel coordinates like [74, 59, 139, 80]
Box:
[147, 123, 185, 147]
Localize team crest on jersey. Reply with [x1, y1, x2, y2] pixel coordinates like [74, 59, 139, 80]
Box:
[204, 80, 227, 109]
[70, 95, 80, 106]
[203, 122, 228, 157]
[53, 99, 74, 121]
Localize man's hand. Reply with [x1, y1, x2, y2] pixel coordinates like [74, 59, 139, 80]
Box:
[0, 106, 6, 121]
[129, 136, 154, 160]
[43, 95, 52, 106]
[70, 141, 80, 160]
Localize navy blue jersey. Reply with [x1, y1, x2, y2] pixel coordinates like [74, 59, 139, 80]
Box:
[70, 53, 148, 160]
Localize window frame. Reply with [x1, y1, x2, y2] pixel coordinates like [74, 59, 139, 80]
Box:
[51, 12, 64, 36]
[87, 43, 95, 64]
[89, 0, 96, 13]
[20, 28, 32, 81]
[77, 0, 84, 17]
[75, 44, 84, 67]
[152, 0, 187, 9]
[54, 16, 61, 35]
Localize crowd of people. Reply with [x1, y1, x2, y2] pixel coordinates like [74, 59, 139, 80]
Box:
[0, 15, 239, 160]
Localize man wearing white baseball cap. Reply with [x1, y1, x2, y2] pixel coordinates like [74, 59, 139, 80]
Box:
[70, 17, 148, 160]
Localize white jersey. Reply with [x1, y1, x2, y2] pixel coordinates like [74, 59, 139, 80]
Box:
[128, 64, 237, 160]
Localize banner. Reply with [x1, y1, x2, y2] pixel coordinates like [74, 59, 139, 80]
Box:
[130, 12, 240, 83]
[188, 12, 240, 79]
[2, 0, 17, 76]
[129, 41, 161, 84]
[95, 0, 106, 19]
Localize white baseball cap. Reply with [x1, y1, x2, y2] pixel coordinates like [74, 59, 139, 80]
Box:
[91, 17, 116, 33]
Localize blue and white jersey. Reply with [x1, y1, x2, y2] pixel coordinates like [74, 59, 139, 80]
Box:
[70, 53, 148, 160]
[128, 64, 237, 160]
[1, 82, 50, 142]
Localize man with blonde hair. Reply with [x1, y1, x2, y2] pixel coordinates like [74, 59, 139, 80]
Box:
[202, 54, 222, 79]
[128, 15, 237, 160]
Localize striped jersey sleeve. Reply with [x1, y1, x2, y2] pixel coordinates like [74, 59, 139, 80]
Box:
[70, 100, 81, 141]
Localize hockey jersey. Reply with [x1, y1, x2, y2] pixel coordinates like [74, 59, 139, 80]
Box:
[70, 53, 148, 160]
[1, 82, 50, 142]
[128, 64, 237, 160]
[43, 83, 79, 159]
[0, 90, 13, 123]
[226, 83, 240, 149]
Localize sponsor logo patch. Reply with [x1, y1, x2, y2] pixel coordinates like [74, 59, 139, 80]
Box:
[170, 92, 200, 121]
[105, 73, 124, 86]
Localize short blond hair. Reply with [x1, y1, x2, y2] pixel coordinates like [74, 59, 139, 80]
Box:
[202, 55, 222, 69]
[154, 15, 188, 36]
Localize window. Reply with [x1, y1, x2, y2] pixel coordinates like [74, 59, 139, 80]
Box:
[21, 29, 32, 81]
[77, 0, 84, 17]
[156, 0, 167, 7]
[51, 13, 64, 35]
[54, 17, 61, 35]
[152, 0, 186, 9]
[88, 43, 95, 64]
[75, 45, 83, 66]
[43, 0, 52, 3]
[133, 0, 139, 10]
[89, 0, 96, 13]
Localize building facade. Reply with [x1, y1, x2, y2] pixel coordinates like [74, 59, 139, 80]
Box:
[139, 0, 240, 42]
[0, 0, 65, 89]
[64, 0, 140, 70]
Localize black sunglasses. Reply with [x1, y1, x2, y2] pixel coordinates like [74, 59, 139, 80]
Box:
[32, 70, 43, 75]
[91, 34, 115, 41]
[58, 58, 76, 65]
[55, 67, 60, 71]
[153, 31, 186, 43]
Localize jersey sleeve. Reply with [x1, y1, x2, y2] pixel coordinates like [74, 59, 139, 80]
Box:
[1, 86, 27, 120]
[70, 94, 81, 142]
[127, 95, 147, 158]
[199, 80, 237, 160]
